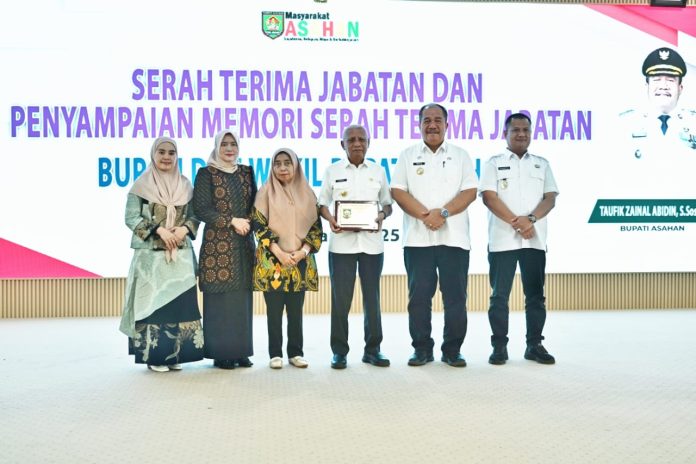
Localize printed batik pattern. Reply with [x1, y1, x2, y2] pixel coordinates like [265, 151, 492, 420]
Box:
[129, 320, 204, 365]
[251, 206, 322, 293]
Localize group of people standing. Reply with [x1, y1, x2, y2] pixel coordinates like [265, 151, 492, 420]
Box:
[119, 103, 559, 373]
[119, 130, 322, 372]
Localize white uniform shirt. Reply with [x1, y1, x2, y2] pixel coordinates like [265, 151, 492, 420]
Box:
[478, 149, 559, 252]
[391, 141, 478, 250]
[614, 107, 696, 198]
[618, 108, 696, 161]
[318, 158, 393, 255]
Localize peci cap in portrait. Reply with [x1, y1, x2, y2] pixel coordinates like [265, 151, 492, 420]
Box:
[642, 47, 687, 78]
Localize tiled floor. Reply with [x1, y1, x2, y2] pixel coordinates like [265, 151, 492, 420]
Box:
[2, 310, 696, 463]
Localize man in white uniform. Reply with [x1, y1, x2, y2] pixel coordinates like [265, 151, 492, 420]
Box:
[319, 125, 393, 369]
[478, 113, 558, 365]
[391, 103, 478, 367]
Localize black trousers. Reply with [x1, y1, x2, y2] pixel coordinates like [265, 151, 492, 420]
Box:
[263, 291, 305, 358]
[329, 252, 384, 356]
[404, 246, 469, 355]
[488, 248, 547, 347]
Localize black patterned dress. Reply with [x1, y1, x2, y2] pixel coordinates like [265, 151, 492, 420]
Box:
[193, 165, 257, 360]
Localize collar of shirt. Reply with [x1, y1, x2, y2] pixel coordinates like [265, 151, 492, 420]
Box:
[504, 148, 529, 160]
[338, 158, 369, 170]
[420, 140, 449, 156]
[644, 106, 672, 118]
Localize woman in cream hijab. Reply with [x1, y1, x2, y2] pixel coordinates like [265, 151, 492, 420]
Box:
[120, 137, 204, 372]
[252, 148, 323, 369]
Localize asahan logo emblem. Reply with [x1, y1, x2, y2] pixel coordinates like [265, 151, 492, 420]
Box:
[262, 12, 284, 39]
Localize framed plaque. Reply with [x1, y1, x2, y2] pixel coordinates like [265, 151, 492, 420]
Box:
[335, 201, 380, 231]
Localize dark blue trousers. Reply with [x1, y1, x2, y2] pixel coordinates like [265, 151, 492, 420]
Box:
[404, 246, 469, 355]
[329, 252, 384, 356]
[488, 248, 547, 347]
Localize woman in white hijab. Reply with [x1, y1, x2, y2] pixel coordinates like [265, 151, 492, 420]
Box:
[193, 130, 257, 370]
[252, 148, 322, 369]
[120, 137, 204, 372]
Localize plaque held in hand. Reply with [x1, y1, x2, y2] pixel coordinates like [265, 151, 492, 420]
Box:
[335, 201, 380, 231]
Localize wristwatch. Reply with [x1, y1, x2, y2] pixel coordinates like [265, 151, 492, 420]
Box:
[440, 208, 450, 218]
[528, 214, 537, 224]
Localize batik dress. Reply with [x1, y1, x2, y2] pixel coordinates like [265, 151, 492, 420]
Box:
[120, 194, 204, 366]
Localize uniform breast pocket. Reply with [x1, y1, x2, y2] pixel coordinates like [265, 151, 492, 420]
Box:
[443, 166, 462, 185]
[332, 181, 349, 200]
[443, 166, 463, 186]
[410, 163, 426, 178]
[496, 168, 512, 190]
[528, 170, 546, 196]
[530, 169, 545, 183]
[364, 182, 382, 200]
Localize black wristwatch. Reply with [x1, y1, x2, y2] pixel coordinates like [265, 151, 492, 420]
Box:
[528, 214, 537, 224]
[440, 208, 449, 218]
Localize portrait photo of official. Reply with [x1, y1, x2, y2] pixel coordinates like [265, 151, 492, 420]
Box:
[619, 46, 696, 161]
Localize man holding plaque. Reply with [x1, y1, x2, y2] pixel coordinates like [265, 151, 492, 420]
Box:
[478, 112, 558, 365]
[391, 103, 478, 368]
[319, 125, 393, 369]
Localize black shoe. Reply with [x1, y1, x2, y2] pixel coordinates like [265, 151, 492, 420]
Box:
[524, 344, 556, 364]
[235, 357, 253, 368]
[489, 346, 509, 365]
[407, 351, 434, 366]
[441, 352, 467, 367]
[213, 359, 235, 370]
[331, 354, 347, 369]
[362, 352, 390, 367]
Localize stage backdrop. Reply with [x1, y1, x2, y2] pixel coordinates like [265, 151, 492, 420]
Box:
[1, 0, 695, 278]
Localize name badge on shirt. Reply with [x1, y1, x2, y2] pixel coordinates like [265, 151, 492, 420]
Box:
[335, 178, 348, 183]
[414, 162, 425, 175]
[498, 166, 511, 171]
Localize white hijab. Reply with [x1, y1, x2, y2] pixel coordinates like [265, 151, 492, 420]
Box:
[207, 130, 240, 173]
